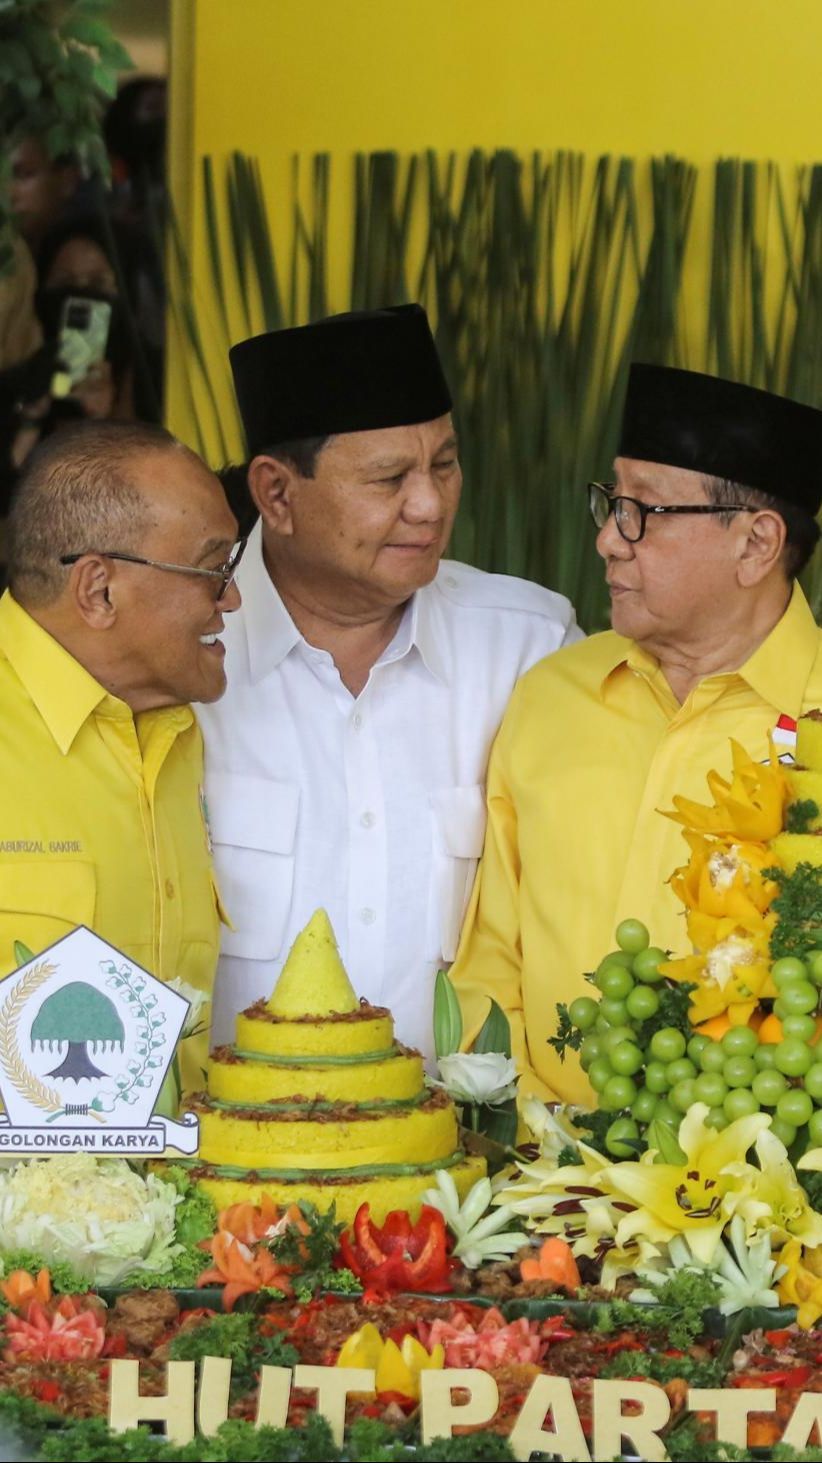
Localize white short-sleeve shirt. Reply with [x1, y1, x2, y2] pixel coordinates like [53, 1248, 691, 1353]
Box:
[197, 522, 583, 1062]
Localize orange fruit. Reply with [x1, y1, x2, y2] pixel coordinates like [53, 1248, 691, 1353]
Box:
[757, 1013, 783, 1044]
[695, 1014, 733, 1041]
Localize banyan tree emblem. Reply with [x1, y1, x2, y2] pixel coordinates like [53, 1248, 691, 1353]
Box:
[0, 926, 199, 1155]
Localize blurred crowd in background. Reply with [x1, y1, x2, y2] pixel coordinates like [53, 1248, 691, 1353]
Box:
[0, 75, 168, 573]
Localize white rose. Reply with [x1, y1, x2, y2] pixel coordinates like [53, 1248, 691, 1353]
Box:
[437, 1052, 518, 1106]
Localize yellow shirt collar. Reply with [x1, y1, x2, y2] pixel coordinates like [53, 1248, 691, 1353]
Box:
[599, 581, 819, 718]
[0, 591, 132, 755]
[736, 581, 820, 719]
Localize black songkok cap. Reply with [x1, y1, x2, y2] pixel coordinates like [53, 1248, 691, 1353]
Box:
[229, 304, 453, 457]
[619, 363, 822, 517]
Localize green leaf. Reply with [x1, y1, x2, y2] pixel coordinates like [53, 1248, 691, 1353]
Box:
[473, 997, 512, 1058]
[14, 941, 35, 967]
[433, 967, 463, 1059]
[646, 1118, 686, 1165]
[60, 15, 115, 48]
[475, 1096, 518, 1147]
[90, 60, 118, 97]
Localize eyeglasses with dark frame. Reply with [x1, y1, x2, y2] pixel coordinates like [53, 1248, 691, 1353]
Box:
[588, 481, 756, 544]
[59, 537, 248, 600]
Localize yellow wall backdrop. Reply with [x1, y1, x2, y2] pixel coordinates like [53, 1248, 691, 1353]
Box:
[167, 0, 822, 457]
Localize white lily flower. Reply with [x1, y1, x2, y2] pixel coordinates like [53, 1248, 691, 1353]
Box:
[436, 1052, 518, 1107]
[521, 1099, 582, 1159]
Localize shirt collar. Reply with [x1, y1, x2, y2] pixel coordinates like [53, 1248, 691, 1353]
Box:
[0, 591, 131, 755]
[409, 579, 449, 683]
[241, 522, 302, 683]
[737, 580, 820, 720]
[599, 580, 820, 719]
[240, 520, 449, 685]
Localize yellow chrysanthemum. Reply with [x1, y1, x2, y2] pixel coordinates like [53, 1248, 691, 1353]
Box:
[663, 739, 788, 843]
[669, 832, 780, 922]
[662, 911, 776, 1024]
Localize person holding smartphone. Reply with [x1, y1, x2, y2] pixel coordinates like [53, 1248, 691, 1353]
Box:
[0, 213, 162, 516]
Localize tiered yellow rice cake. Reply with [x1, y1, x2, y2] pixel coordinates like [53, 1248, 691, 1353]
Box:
[186, 910, 485, 1222]
[774, 712, 822, 871]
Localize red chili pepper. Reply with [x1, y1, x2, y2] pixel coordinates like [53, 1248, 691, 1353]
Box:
[542, 1315, 575, 1342]
[338, 1204, 452, 1294]
[32, 1379, 61, 1404]
[736, 1366, 813, 1387]
[377, 1390, 418, 1414]
[764, 1329, 795, 1345]
[598, 1336, 645, 1356]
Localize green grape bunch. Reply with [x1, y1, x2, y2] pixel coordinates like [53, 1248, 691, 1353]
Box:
[561, 921, 822, 1161]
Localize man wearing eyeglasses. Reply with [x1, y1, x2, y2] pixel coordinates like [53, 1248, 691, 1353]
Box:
[196, 305, 582, 1061]
[0, 419, 243, 1091]
[451, 363, 822, 1106]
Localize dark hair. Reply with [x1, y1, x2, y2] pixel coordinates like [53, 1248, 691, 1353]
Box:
[260, 436, 331, 478]
[215, 463, 259, 538]
[702, 474, 820, 579]
[7, 420, 182, 607]
[37, 211, 163, 314]
[103, 76, 166, 170]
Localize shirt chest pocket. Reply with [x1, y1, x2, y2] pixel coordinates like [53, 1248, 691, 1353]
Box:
[427, 786, 487, 963]
[0, 861, 96, 972]
[206, 773, 299, 961]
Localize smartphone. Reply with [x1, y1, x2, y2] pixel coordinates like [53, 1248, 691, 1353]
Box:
[51, 296, 112, 397]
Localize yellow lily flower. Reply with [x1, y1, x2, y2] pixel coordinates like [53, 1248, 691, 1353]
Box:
[336, 1321, 444, 1400]
[669, 832, 780, 922]
[727, 1129, 822, 1251]
[776, 1239, 822, 1329]
[596, 1103, 768, 1265]
[664, 739, 788, 843]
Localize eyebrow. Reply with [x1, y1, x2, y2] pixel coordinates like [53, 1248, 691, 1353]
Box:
[194, 537, 234, 565]
[367, 435, 460, 473]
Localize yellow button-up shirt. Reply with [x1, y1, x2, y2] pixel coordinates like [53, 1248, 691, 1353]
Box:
[451, 583, 822, 1105]
[0, 592, 220, 1091]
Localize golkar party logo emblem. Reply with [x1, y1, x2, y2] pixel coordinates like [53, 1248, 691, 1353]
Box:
[0, 927, 199, 1156]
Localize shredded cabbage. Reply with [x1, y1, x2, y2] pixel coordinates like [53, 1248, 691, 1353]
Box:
[0, 1153, 182, 1286]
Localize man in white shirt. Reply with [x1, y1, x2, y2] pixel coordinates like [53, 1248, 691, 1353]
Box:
[198, 305, 582, 1060]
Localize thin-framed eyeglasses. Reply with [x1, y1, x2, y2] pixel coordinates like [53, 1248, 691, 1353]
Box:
[59, 537, 248, 599]
[588, 481, 756, 544]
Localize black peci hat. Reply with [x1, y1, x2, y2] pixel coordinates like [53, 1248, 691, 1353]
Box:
[619, 364, 822, 517]
[229, 304, 453, 457]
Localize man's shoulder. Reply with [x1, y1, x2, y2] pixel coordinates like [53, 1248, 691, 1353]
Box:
[515, 629, 626, 695]
[431, 560, 577, 626]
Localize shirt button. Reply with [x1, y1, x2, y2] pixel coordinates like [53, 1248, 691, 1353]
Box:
[445, 574, 458, 588]
[360, 907, 377, 925]
[360, 811, 376, 829]
[352, 713, 363, 730]
[164, 879, 175, 899]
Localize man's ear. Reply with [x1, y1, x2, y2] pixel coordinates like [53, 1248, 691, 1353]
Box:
[70, 556, 117, 628]
[736, 509, 787, 587]
[247, 455, 297, 537]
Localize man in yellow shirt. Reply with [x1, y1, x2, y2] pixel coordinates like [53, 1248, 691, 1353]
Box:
[0, 420, 242, 1090]
[452, 364, 822, 1104]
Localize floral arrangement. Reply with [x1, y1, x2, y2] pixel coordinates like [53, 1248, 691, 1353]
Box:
[528, 723, 822, 1326]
